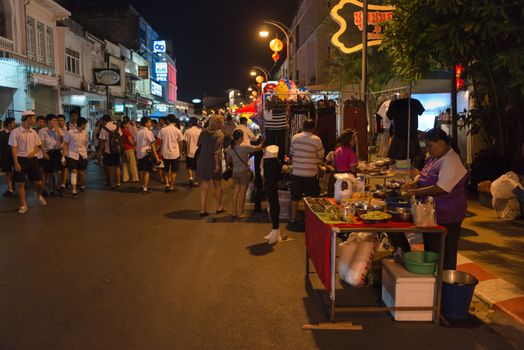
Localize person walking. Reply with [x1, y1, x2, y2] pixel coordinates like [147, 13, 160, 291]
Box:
[184, 117, 202, 187]
[98, 114, 123, 190]
[196, 115, 225, 216]
[226, 129, 262, 218]
[8, 111, 47, 213]
[56, 114, 69, 192]
[289, 118, 324, 227]
[135, 117, 159, 194]
[62, 117, 89, 197]
[234, 117, 256, 146]
[0, 117, 16, 197]
[121, 119, 139, 183]
[157, 114, 184, 192]
[38, 115, 64, 197]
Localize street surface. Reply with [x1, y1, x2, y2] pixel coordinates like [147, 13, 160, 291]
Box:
[0, 164, 521, 349]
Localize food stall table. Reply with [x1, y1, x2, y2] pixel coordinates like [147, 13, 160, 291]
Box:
[304, 198, 447, 327]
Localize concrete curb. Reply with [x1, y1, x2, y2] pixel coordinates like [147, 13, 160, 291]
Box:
[456, 254, 524, 325]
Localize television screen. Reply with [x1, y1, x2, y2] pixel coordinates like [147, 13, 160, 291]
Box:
[411, 93, 450, 131]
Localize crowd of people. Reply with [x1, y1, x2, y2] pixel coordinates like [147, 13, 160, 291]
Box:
[0, 109, 362, 246]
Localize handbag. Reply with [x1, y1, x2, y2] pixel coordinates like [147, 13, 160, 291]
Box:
[232, 146, 254, 181]
[222, 166, 233, 181]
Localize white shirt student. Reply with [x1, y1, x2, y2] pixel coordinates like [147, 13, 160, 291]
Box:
[157, 123, 184, 160]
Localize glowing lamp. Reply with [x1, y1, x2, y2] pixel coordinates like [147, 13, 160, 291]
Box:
[256, 75, 264, 84]
[269, 38, 284, 52]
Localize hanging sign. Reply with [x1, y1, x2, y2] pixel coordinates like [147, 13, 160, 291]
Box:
[151, 81, 163, 97]
[94, 69, 121, 86]
[153, 40, 166, 53]
[138, 66, 149, 79]
[330, 0, 395, 54]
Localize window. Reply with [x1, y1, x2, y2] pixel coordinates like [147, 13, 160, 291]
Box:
[46, 26, 54, 67]
[36, 22, 45, 63]
[65, 47, 80, 75]
[26, 17, 35, 60]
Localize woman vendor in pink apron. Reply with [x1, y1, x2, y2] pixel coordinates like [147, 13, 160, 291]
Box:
[403, 128, 468, 269]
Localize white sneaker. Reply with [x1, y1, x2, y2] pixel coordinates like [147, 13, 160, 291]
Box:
[38, 195, 47, 206]
[18, 206, 28, 214]
[267, 229, 281, 245]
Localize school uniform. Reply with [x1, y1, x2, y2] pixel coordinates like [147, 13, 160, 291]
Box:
[135, 127, 156, 172]
[39, 127, 63, 173]
[64, 129, 88, 171]
[8, 126, 42, 183]
[157, 124, 184, 172]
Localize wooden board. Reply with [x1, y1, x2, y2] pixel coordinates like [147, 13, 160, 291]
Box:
[302, 322, 363, 331]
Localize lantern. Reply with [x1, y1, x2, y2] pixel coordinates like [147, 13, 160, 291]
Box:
[256, 75, 264, 84]
[271, 52, 280, 62]
[455, 64, 464, 90]
[269, 38, 284, 52]
[251, 90, 258, 97]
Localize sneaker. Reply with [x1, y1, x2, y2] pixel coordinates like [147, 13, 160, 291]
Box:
[141, 189, 151, 194]
[170, 187, 177, 192]
[267, 229, 281, 245]
[79, 187, 86, 193]
[18, 206, 28, 214]
[164, 186, 171, 193]
[2, 190, 14, 197]
[38, 195, 47, 206]
[41, 190, 49, 198]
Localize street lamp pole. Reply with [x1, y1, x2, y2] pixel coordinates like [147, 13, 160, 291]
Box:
[251, 66, 270, 81]
[261, 20, 295, 79]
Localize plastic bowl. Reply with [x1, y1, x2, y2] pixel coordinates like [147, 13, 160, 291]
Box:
[402, 251, 439, 275]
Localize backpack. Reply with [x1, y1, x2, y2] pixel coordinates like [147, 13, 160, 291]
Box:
[103, 125, 123, 155]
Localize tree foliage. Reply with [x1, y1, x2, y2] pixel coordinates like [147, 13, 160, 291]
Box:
[381, 0, 524, 165]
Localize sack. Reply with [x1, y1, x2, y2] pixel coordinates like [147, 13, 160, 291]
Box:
[493, 197, 521, 220]
[222, 166, 233, 181]
[338, 232, 379, 288]
[103, 126, 123, 155]
[491, 171, 520, 200]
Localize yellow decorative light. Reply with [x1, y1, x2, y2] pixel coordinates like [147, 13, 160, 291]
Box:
[251, 90, 258, 96]
[255, 75, 265, 84]
[269, 38, 284, 52]
[250, 71, 257, 76]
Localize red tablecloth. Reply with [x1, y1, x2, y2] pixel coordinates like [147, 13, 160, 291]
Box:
[304, 200, 446, 292]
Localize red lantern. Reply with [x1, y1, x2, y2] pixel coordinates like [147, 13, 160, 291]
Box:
[272, 52, 280, 62]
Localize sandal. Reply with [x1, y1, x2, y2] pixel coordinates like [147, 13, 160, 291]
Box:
[200, 212, 209, 217]
[216, 208, 226, 214]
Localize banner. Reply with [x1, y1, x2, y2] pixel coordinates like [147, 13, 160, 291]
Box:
[331, 0, 395, 54]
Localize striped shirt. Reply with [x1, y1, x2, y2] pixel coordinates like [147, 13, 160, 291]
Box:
[264, 109, 288, 130]
[290, 132, 324, 177]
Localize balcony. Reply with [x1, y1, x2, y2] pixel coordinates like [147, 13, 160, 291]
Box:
[0, 36, 14, 52]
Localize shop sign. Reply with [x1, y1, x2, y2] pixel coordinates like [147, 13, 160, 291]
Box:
[157, 104, 168, 112]
[114, 104, 125, 113]
[330, 0, 395, 54]
[138, 66, 149, 79]
[155, 62, 168, 82]
[94, 69, 121, 86]
[153, 40, 166, 53]
[151, 81, 163, 97]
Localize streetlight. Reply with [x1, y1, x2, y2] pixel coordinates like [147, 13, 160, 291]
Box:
[259, 20, 295, 79]
[250, 66, 270, 82]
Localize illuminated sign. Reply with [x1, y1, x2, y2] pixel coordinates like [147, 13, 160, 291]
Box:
[114, 104, 124, 113]
[151, 81, 163, 97]
[153, 40, 166, 53]
[192, 98, 202, 104]
[155, 62, 168, 82]
[331, 0, 395, 54]
[157, 104, 168, 112]
[138, 66, 149, 79]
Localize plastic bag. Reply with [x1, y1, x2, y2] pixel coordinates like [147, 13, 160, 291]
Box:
[493, 197, 521, 220]
[338, 232, 379, 287]
[412, 196, 436, 227]
[491, 172, 520, 200]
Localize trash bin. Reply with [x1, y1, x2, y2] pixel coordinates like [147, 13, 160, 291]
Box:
[441, 270, 479, 319]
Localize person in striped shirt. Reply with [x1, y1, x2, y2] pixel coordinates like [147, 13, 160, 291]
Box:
[289, 118, 324, 225]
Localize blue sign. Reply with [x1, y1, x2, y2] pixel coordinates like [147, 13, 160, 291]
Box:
[155, 62, 168, 82]
[153, 40, 166, 53]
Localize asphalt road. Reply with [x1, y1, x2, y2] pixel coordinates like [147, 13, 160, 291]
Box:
[0, 165, 518, 349]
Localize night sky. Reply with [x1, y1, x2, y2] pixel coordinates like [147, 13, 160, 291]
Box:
[70, 0, 298, 102]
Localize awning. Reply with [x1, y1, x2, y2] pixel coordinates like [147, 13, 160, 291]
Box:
[60, 87, 106, 101]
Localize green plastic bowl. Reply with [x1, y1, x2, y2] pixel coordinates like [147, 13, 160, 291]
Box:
[402, 251, 439, 275]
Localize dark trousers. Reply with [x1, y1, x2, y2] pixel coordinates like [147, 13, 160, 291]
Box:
[388, 222, 462, 270]
[265, 129, 286, 161]
[264, 158, 281, 229]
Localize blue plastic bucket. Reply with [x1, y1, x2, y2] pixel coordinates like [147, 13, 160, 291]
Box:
[441, 270, 479, 319]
